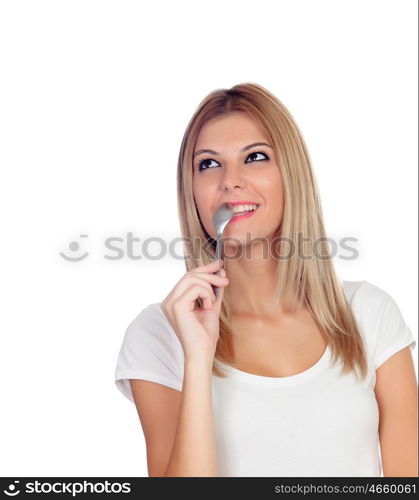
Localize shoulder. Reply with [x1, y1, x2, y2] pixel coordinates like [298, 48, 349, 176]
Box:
[127, 302, 173, 336]
[342, 279, 409, 321]
[342, 279, 416, 370]
[124, 302, 183, 357]
[342, 279, 394, 310]
[115, 302, 185, 401]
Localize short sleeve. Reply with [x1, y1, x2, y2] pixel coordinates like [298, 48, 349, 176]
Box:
[114, 303, 184, 402]
[362, 281, 417, 370]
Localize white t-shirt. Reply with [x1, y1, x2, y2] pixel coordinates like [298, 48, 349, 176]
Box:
[114, 280, 416, 477]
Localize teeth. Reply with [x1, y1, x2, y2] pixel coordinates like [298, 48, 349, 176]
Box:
[232, 204, 258, 213]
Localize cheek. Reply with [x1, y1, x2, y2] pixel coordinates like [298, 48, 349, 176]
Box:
[258, 171, 283, 200]
[193, 178, 204, 211]
[193, 181, 215, 229]
[257, 172, 284, 216]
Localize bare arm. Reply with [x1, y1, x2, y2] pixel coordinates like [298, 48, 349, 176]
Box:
[130, 260, 227, 477]
[375, 346, 418, 477]
[164, 356, 217, 477]
[130, 355, 218, 477]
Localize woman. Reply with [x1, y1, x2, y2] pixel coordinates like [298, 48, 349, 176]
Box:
[115, 82, 417, 477]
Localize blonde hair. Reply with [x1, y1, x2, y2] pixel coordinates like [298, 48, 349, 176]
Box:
[176, 82, 368, 381]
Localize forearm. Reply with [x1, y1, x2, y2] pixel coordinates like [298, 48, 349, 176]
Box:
[164, 357, 218, 477]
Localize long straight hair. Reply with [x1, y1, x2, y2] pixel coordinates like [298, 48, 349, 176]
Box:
[176, 82, 368, 381]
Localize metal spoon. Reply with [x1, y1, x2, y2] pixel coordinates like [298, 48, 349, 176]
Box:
[211, 203, 234, 300]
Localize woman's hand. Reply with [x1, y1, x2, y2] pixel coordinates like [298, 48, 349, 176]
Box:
[160, 260, 229, 363]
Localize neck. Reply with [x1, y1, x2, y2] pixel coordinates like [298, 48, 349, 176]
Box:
[223, 242, 284, 318]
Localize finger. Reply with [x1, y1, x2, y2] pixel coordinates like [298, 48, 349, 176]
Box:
[184, 276, 217, 304]
[169, 264, 227, 306]
[190, 271, 229, 305]
[204, 295, 212, 310]
[177, 283, 215, 312]
[190, 275, 219, 300]
[193, 259, 224, 272]
[191, 271, 229, 286]
[190, 275, 229, 309]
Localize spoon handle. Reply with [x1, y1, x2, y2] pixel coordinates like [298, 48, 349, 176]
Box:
[213, 234, 223, 300]
[214, 270, 222, 300]
[215, 233, 222, 262]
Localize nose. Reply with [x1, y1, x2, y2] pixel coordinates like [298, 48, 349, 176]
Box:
[220, 164, 247, 191]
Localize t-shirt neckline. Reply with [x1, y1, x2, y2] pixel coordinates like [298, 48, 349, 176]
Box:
[214, 344, 331, 385]
[156, 301, 332, 386]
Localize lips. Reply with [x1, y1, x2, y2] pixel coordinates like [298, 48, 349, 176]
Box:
[229, 205, 259, 223]
[226, 200, 260, 210]
[231, 205, 258, 217]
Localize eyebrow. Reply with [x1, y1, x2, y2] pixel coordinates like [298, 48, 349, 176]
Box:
[193, 142, 273, 159]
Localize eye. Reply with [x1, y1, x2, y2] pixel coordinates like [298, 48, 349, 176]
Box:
[245, 151, 269, 163]
[198, 158, 220, 171]
[197, 151, 269, 171]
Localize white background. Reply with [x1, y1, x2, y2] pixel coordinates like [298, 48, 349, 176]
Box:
[0, 0, 417, 477]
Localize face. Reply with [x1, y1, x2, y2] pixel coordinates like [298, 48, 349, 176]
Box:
[192, 112, 284, 249]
